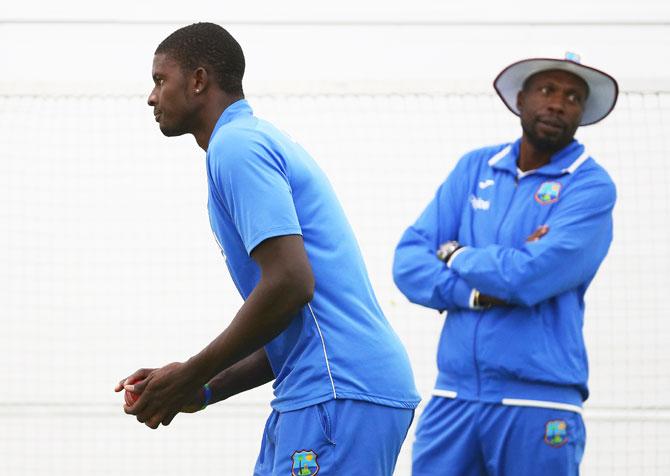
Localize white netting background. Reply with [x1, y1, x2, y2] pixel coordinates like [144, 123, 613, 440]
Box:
[0, 89, 668, 474]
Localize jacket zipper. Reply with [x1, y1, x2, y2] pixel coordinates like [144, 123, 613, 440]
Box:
[473, 171, 519, 398]
[473, 314, 484, 397]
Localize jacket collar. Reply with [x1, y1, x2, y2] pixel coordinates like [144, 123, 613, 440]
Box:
[488, 138, 590, 177]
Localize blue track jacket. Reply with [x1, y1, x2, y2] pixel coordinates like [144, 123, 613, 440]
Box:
[393, 139, 616, 409]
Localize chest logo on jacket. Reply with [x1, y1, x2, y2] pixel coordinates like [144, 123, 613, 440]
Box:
[535, 181, 562, 205]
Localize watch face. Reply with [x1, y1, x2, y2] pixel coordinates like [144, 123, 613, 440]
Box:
[437, 241, 459, 262]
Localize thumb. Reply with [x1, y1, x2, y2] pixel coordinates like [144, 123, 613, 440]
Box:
[125, 377, 148, 394]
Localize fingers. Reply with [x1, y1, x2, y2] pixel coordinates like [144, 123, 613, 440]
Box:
[124, 394, 154, 426]
[125, 387, 150, 416]
[125, 406, 155, 428]
[125, 377, 148, 394]
[129, 398, 185, 429]
[114, 368, 153, 392]
[161, 410, 179, 427]
[527, 224, 549, 242]
[123, 379, 169, 428]
[118, 363, 189, 430]
[145, 413, 162, 429]
[140, 407, 177, 429]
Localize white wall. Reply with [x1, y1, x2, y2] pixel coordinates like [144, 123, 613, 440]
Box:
[1, 2, 669, 475]
[2, 0, 670, 93]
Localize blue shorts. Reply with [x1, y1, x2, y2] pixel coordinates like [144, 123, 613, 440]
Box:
[412, 397, 585, 476]
[254, 399, 414, 476]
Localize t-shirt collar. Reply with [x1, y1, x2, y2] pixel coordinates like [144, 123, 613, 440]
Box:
[208, 99, 253, 146]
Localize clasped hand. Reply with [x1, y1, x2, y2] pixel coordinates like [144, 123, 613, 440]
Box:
[114, 362, 203, 429]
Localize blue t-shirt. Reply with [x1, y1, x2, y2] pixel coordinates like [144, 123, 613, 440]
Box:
[206, 99, 420, 412]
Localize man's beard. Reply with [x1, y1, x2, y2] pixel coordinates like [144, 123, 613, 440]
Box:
[159, 123, 188, 137]
[521, 117, 575, 154]
[158, 114, 191, 137]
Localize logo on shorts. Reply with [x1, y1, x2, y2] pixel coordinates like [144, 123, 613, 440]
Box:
[544, 420, 568, 448]
[535, 181, 562, 205]
[291, 450, 319, 475]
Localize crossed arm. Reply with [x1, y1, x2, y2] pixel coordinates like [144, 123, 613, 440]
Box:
[452, 225, 549, 308]
[394, 176, 615, 311]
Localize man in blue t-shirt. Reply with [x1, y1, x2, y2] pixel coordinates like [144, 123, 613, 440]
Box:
[114, 22, 419, 475]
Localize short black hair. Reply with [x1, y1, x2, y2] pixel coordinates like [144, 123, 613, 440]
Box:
[156, 22, 245, 96]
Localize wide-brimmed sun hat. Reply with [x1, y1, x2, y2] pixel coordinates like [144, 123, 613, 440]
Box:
[493, 52, 619, 126]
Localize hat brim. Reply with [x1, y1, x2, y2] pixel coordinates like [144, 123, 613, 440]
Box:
[493, 58, 619, 126]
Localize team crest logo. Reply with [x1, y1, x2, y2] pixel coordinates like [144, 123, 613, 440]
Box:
[544, 420, 568, 448]
[535, 181, 562, 205]
[291, 450, 319, 476]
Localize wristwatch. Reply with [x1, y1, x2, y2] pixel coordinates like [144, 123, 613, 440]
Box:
[472, 289, 492, 310]
[437, 240, 462, 264]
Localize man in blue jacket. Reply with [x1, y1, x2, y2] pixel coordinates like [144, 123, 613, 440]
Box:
[393, 54, 618, 475]
[115, 22, 419, 475]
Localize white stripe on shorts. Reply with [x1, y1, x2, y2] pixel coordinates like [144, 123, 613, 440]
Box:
[501, 398, 583, 414]
[432, 389, 458, 399]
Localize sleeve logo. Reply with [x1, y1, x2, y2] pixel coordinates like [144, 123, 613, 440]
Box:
[535, 181, 562, 205]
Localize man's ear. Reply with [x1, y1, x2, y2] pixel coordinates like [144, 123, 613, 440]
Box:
[192, 67, 208, 95]
[516, 90, 525, 114]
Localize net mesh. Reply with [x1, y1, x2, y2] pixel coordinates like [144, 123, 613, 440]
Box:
[1, 89, 668, 474]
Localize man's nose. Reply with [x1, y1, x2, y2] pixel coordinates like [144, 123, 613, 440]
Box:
[546, 93, 566, 113]
[147, 90, 157, 106]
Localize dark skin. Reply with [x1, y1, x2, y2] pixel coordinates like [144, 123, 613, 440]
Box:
[114, 53, 315, 429]
[146, 53, 236, 149]
[517, 69, 588, 171]
[478, 70, 587, 307]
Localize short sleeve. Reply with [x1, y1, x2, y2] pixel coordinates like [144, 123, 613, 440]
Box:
[208, 130, 302, 254]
